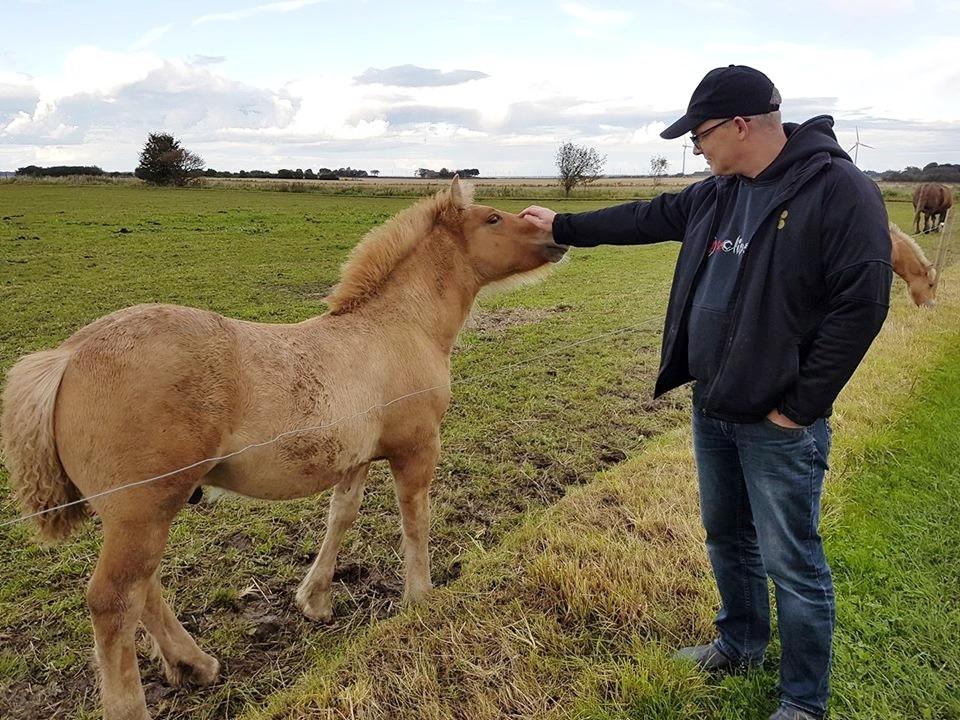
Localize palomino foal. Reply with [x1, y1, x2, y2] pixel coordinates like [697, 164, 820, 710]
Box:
[890, 221, 937, 307]
[1, 178, 568, 720]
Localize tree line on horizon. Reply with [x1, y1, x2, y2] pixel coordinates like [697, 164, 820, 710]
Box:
[13, 164, 483, 181]
[15, 161, 960, 184]
[14, 165, 130, 178]
[13, 133, 483, 185]
[415, 168, 481, 179]
[11, 131, 958, 186]
[207, 167, 376, 180]
[866, 162, 960, 183]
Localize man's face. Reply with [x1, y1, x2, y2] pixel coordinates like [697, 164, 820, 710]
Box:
[691, 117, 740, 176]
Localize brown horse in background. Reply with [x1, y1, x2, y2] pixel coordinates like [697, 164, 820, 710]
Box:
[890, 222, 937, 307]
[913, 182, 953, 234]
[1, 178, 568, 720]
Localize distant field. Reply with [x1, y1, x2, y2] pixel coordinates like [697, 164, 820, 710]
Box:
[0, 181, 956, 719]
[6, 172, 949, 203]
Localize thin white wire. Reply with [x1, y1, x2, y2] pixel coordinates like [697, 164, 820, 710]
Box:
[0, 314, 664, 530]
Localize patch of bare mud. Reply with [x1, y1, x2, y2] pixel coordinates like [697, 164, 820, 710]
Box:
[464, 305, 573, 334]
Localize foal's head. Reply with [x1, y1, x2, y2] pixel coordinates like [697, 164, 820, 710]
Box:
[906, 264, 937, 309]
[448, 177, 568, 287]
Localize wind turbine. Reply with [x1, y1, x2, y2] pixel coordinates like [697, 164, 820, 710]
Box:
[847, 126, 875, 168]
[681, 140, 690, 175]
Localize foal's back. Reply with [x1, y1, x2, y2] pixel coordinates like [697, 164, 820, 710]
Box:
[53, 303, 391, 504]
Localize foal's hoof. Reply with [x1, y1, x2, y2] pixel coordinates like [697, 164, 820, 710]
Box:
[402, 584, 432, 606]
[103, 700, 152, 720]
[191, 653, 220, 687]
[295, 587, 334, 624]
[164, 652, 220, 688]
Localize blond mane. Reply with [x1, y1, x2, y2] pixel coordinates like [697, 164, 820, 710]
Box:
[324, 183, 475, 314]
[890, 221, 933, 269]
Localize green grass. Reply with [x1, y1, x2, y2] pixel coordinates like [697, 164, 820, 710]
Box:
[0, 183, 683, 719]
[0, 182, 956, 720]
[582, 331, 960, 720]
[827, 352, 960, 719]
[245, 276, 960, 720]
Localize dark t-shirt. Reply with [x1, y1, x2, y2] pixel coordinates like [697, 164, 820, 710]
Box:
[687, 178, 779, 382]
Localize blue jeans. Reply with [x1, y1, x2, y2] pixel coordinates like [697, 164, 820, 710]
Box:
[692, 390, 834, 717]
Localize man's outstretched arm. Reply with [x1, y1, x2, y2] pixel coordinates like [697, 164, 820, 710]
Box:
[520, 184, 699, 248]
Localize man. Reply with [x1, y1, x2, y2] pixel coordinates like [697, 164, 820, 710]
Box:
[520, 65, 892, 719]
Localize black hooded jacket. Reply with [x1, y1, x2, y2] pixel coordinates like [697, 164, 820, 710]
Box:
[552, 115, 892, 426]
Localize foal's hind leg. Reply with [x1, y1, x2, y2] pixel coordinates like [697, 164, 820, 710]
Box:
[296, 465, 369, 622]
[88, 514, 173, 720]
[141, 572, 219, 688]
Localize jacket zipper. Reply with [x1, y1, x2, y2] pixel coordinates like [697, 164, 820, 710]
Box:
[665, 183, 728, 354]
[700, 219, 761, 415]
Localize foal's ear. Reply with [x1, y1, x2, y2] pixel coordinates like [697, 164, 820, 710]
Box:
[450, 174, 468, 210]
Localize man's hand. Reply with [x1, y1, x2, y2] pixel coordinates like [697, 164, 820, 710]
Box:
[519, 205, 557, 234]
[766, 408, 803, 429]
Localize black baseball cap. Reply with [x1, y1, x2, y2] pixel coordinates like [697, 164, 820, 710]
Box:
[660, 65, 780, 139]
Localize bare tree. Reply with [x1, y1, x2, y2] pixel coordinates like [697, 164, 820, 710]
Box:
[556, 142, 605, 197]
[650, 154, 669, 187]
[135, 132, 205, 186]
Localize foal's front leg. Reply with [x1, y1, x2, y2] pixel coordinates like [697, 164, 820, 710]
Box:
[388, 435, 440, 604]
[296, 465, 369, 622]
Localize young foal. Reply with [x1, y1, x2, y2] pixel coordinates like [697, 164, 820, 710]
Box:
[1, 178, 567, 720]
[890, 222, 937, 307]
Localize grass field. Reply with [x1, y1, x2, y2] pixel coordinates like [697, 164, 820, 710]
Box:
[0, 180, 957, 719]
[3, 173, 940, 204]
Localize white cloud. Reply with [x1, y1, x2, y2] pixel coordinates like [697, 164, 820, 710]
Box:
[2, 24, 959, 175]
[40, 46, 163, 99]
[130, 23, 175, 51]
[672, 0, 749, 16]
[630, 121, 669, 145]
[1, 54, 298, 150]
[354, 65, 489, 88]
[188, 55, 227, 67]
[560, 2, 632, 24]
[193, 0, 328, 25]
[0, 74, 39, 125]
[815, 0, 915, 12]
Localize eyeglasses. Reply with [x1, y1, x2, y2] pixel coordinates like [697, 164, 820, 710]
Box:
[689, 117, 749, 149]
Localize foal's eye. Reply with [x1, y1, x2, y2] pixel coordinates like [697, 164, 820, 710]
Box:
[486, 214, 501, 225]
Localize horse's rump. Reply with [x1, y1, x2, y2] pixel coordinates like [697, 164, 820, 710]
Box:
[914, 183, 953, 213]
[49, 305, 241, 507]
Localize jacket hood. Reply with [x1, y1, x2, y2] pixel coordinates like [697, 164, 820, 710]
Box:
[753, 115, 851, 182]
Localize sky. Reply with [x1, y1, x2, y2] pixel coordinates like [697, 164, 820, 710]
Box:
[2, 0, 959, 176]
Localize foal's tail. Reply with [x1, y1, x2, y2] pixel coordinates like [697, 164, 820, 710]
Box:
[1, 348, 88, 541]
